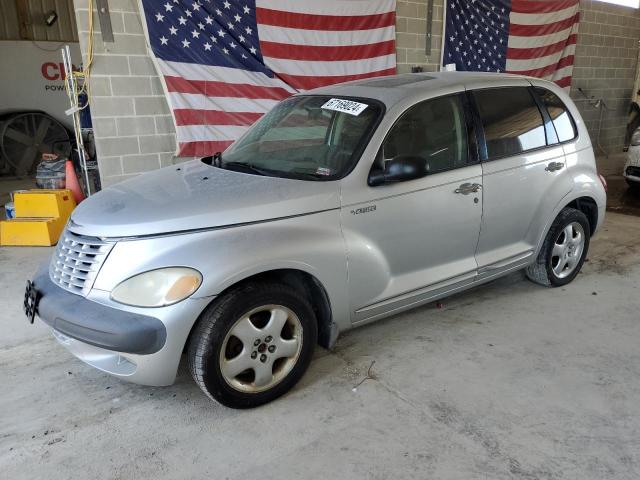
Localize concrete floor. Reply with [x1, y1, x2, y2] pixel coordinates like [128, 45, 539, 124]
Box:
[0, 210, 639, 479]
[1, 156, 639, 478]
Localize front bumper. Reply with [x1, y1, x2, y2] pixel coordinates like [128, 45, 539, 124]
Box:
[34, 267, 166, 354]
[32, 265, 213, 386]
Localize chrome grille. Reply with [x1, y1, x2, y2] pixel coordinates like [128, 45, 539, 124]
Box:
[50, 229, 114, 296]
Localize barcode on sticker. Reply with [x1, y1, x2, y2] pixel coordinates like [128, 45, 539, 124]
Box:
[321, 98, 368, 116]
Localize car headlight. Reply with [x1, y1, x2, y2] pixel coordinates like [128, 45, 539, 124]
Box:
[110, 267, 202, 307]
[632, 128, 640, 146]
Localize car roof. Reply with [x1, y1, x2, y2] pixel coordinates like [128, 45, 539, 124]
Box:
[303, 71, 534, 108]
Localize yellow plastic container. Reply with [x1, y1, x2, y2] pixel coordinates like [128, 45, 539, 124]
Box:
[13, 189, 76, 219]
[0, 189, 76, 246]
[0, 217, 67, 246]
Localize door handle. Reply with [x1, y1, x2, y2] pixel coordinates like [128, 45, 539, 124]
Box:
[454, 182, 482, 195]
[545, 161, 564, 172]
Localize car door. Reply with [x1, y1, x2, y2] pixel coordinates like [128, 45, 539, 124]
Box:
[340, 93, 483, 324]
[471, 85, 573, 275]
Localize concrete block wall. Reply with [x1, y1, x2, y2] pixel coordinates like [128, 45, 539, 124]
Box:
[74, 0, 640, 186]
[570, 0, 640, 154]
[72, 0, 177, 188]
[395, 0, 444, 73]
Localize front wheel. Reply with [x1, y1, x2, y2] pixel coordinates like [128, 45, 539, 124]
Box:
[187, 282, 317, 408]
[526, 207, 590, 287]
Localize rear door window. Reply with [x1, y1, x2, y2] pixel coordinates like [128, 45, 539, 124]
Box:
[534, 87, 577, 143]
[473, 87, 547, 160]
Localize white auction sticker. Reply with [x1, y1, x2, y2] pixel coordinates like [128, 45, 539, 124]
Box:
[321, 98, 368, 116]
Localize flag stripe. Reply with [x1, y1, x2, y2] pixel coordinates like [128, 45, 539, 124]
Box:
[174, 109, 265, 126]
[264, 54, 395, 78]
[275, 66, 397, 90]
[510, 5, 579, 25]
[255, 0, 396, 16]
[255, 8, 395, 31]
[511, 0, 578, 14]
[157, 60, 297, 93]
[509, 13, 579, 37]
[260, 39, 396, 61]
[257, 24, 396, 46]
[179, 141, 234, 157]
[507, 23, 578, 49]
[164, 76, 292, 100]
[550, 65, 574, 82]
[168, 92, 280, 113]
[507, 33, 577, 60]
[507, 55, 574, 77]
[554, 76, 572, 88]
[506, 44, 575, 71]
[177, 124, 250, 142]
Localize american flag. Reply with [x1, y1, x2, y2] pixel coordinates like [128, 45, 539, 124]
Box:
[442, 0, 579, 88]
[140, 0, 397, 157]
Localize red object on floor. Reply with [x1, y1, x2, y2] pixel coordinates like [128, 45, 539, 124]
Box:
[65, 160, 85, 204]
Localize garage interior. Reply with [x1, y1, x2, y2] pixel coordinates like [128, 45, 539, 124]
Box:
[2, 0, 640, 478]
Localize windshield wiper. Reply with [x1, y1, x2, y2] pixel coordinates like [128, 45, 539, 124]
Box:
[222, 161, 273, 176]
[202, 151, 223, 167]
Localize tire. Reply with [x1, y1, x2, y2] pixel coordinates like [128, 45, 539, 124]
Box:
[187, 282, 317, 408]
[526, 207, 590, 287]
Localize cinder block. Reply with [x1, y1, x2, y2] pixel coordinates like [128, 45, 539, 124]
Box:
[91, 55, 130, 75]
[92, 118, 118, 137]
[123, 12, 144, 33]
[129, 56, 157, 75]
[159, 153, 175, 167]
[96, 136, 139, 157]
[108, 12, 125, 33]
[88, 77, 112, 97]
[155, 116, 176, 134]
[135, 96, 171, 115]
[396, 33, 417, 49]
[122, 154, 161, 174]
[397, 2, 418, 19]
[93, 33, 147, 55]
[107, 0, 139, 13]
[138, 134, 177, 154]
[111, 76, 153, 96]
[97, 156, 124, 177]
[150, 77, 165, 95]
[90, 97, 135, 117]
[116, 116, 156, 135]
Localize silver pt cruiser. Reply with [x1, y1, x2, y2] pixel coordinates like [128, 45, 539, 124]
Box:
[27, 73, 607, 408]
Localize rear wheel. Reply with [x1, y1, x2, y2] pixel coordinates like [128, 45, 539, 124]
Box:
[187, 282, 317, 408]
[526, 207, 590, 287]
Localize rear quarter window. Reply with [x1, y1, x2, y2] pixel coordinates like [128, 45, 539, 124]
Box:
[534, 87, 578, 143]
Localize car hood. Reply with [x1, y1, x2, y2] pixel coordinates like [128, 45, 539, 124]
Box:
[69, 160, 341, 238]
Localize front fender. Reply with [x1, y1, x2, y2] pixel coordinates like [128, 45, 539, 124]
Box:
[93, 209, 351, 333]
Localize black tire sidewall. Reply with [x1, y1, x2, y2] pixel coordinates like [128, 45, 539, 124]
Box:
[191, 283, 317, 408]
[543, 209, 590, 287]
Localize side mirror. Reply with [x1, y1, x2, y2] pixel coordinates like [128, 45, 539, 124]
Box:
[368, 155, 428, 186]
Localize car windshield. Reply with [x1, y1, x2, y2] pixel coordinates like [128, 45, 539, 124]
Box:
[214, 95, 382, 180]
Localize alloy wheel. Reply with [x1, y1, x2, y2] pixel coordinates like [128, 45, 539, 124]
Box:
[219, 304, 303, 393]
[551, 221, 585, 279]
